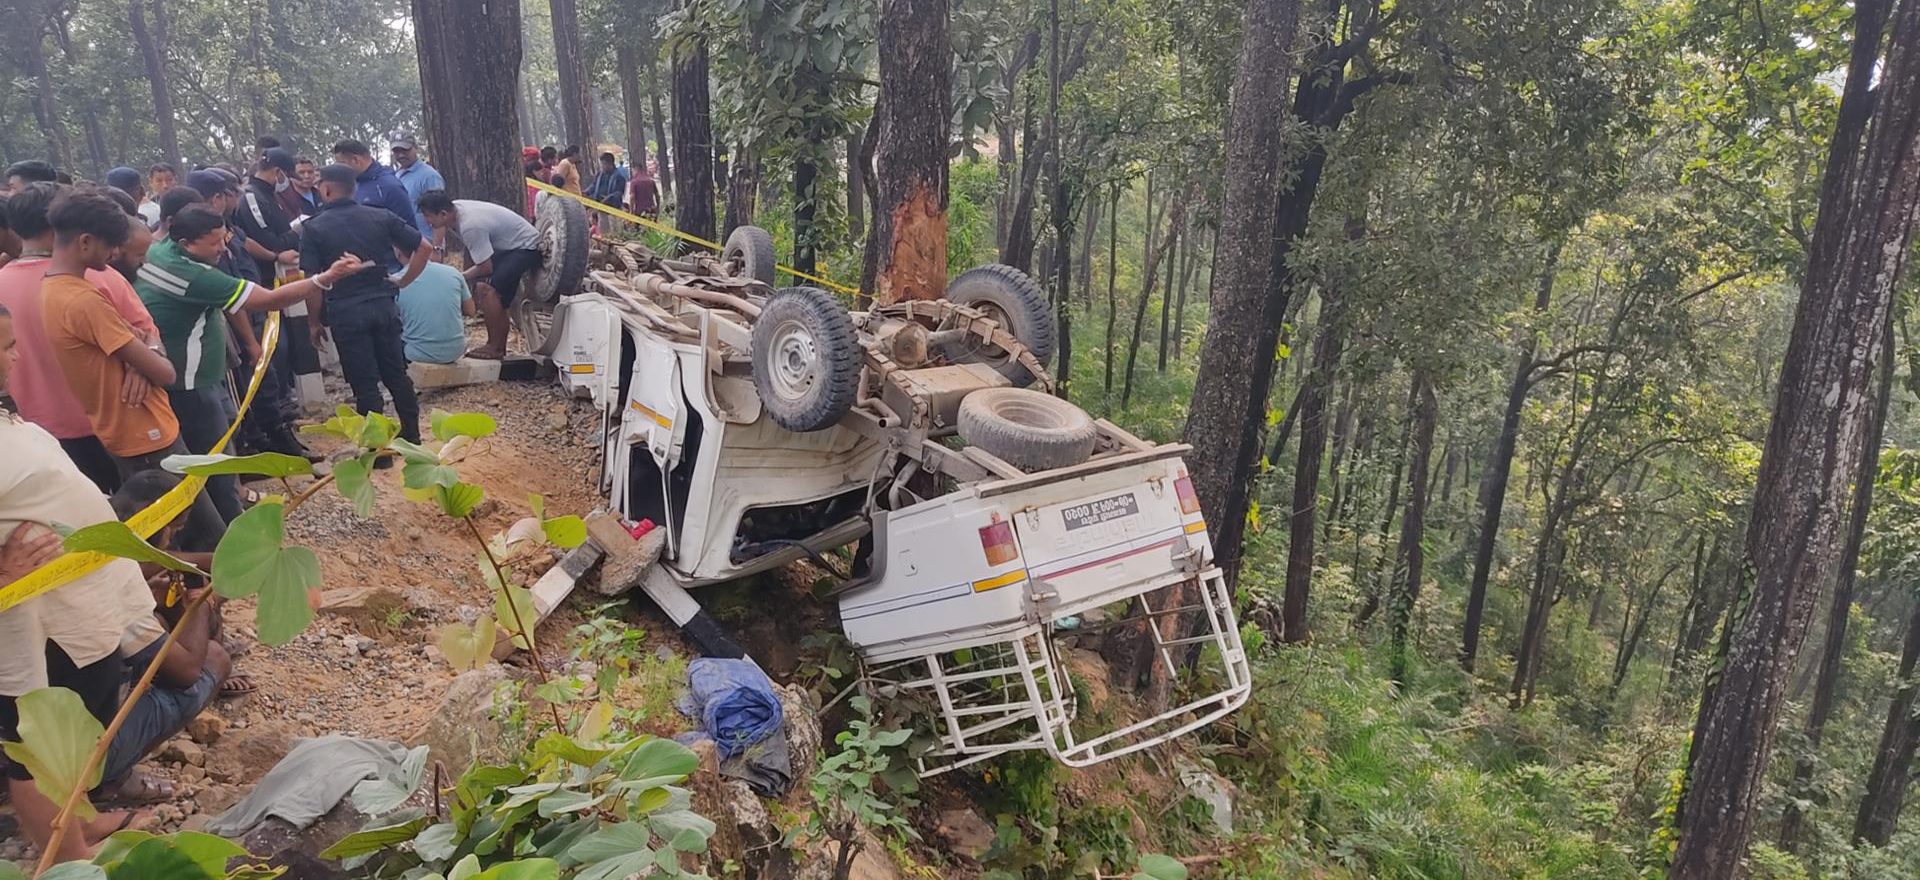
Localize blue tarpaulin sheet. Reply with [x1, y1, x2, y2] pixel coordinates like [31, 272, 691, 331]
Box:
[680, 657, 784, 759]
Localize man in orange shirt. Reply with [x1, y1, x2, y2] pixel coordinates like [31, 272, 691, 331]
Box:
[553, 144, 585, 195]
[39, 188, 224, 550]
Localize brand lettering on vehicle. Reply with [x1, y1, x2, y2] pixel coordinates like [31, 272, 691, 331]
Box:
[1061, 493, 1140, 531]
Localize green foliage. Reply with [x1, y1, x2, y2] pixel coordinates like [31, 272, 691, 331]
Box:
[325, 730, 710, 879]
[796, 696, 920, 878]
[0, 688, 106, 822]
[61, 521, 205, 576]
[211, 501, 322, 646]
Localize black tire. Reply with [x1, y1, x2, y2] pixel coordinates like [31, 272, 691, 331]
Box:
[751, 287, 861, 432]
[957, 388, 1096, 471]
[943, 263, 1055, 386]
[523, 192, 590, 305]
[724, 225, 777, 287]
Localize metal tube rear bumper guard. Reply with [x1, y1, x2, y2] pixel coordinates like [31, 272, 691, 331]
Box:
[860, 568, 1250, 776]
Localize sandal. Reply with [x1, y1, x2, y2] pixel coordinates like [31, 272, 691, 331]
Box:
[102, 772, 175, 807]
[219, 674, 259, 698]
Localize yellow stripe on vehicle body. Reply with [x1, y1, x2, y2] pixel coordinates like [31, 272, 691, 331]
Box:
[971, 570, 1027, 593]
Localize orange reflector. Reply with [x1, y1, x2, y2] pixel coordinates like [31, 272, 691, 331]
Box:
[1184, 521, 1208, 535]
[979, 517, 1019, 566]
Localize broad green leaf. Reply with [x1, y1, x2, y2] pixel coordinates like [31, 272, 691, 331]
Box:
[651, 809, 717, 852]
[1134, 853, 1188, 880]
[529, 731, 613, 769]
[357, 412, 399, 449]
[414, 822, 460, 861]
[432, 411, 499, 441]
[38, 864, 106, 880]
[575, 701, 615, 742]
[318, 815, 432, 859]
[332, 456, 378, 517]
[404, 461, 461, 492]
[496, 585, 536, 650]
[438, 616, 497, 672]
[619, 738, 699, 788]
[499, 782, 564, 811]
[105, 836, 212, 879]
[532, 680, 581, 706]
[162, 452, 313, 478]
[62, 521, 204, 576]
[0, 862, 26, 880]
[568, 821, 656, 863]
[541, 515, 587, 549]
[212, 502, 321, 645]
[351, 745, 429, 815]
[387, 437, 442, 465]
[1, 688, 105, 821]
[436, 482, 486, 519]
[527, 493, 546, 520]
[301, 405, 367, 441]
[448, 854, 483, 880]
[135, 831, 245, 877]
[572, 852, 656, 880]
[534, 788, 611, 817]
[470, 860, 559, 880]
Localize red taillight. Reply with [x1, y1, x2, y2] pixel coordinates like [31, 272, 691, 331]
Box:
[1175, 475, 1201, 516]
[979, 516, 1019, 566]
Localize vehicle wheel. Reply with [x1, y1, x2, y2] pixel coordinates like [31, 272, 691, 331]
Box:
[514, 299, 560, 357]
[522, 192, 590, 305]
[751, 287, 861, 432]
[942, 263, 1054, 386]
[957, 388, 1096, 471]
[724, 225, 777, 287]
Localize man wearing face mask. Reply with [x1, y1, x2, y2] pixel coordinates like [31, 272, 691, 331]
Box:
[235, 149, 301, 284]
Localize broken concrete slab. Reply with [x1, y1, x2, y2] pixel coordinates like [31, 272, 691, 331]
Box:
[407, 357, 501, 390]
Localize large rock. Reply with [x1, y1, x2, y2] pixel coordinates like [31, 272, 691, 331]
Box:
[418, 666, 514, 770]
[777, 684, 822, 785]
[688, 739, 796, 880]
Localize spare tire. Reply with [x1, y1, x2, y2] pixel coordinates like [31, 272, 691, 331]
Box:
[522, 192, 590, 305]
[958, 388, 1097, 471]
[751, 287, 861, 432]
[724, 225, 777, 287]
[943, 264, 1054, 386]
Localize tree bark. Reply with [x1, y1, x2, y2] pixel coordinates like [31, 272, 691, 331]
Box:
[616, 46, 650, 176]
[1779, 316, 1896, 852]
[847, 127, 866, 241]
[518, 73, 538, 146]
[1462, 238, 1563, 671]
[413, 0, 523, 210]
[1280, 286, 1348, 643]
[724, 148, 758, 237]
[23, 2, 70, 170]
[1672, 0, 1920, 873]
[994, 30, 1040, 251]
[1156, 222, 1180, 371]
[1045, 0, 1072, 397]
[548, 0, 594, 150]
[1123, 186, 1187, 409]
[873, 0, 950, 304]
[644, 44, 673, 200]
[1388, 371, 1438, 684]
[1103, 181, 1120, 401]
[1854, 590, 1920, 844]
[671, 4, 717, 246]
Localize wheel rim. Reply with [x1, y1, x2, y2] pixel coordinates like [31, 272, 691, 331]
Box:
[767, 319, 819, 402]
[970, 301, 1018, 366]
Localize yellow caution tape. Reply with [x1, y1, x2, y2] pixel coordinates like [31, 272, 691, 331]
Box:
[0, 312, 283, 613]
[523, 177, 861, 297]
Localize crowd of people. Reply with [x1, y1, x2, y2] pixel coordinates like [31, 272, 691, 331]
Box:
[0, 132, 573, 858]
[521, 142, 661, 223]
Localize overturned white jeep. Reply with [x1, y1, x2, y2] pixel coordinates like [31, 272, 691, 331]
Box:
[519, 208, 1247, 774]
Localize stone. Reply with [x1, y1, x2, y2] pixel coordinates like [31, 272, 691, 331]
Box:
[180, 765, 207, 784]
[777, 684, 822, 786]
[419, 665, 514, 770]
[934, 808, 996, 861]
[687, 740, 794, 880]
[239, 805, 367, 880]
[179, 814, 214, 834]
[186, 714, 226, 745]
[159, 738, 206, 767]
[1176, 757, 1236, 836]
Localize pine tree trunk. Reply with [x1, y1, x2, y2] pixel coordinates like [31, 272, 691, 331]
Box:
[1388, 371, 1438, 684]
[723, 149, 758, 237]
[1123, 186, 1187, 409]
[1103, 181, 1120, 401]
[1672, 0, 1920, 872]
[1462, 239, 1562, 671]
[549, 0, 594, 150]
[873, 0, 950, 304]
[1045, 0, 1073, 396]
[517, 74, 538, 146]
[413, 0, 523, 210]
[617, 46, 650, 176]
[128, 0, 180, 165]
[671, 4, 716, 246]
[23, 3, 70, 170]
[1156, 223, 1179, 371]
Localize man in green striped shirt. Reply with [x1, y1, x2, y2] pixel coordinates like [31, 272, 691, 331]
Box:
[134, 205, 364, 519]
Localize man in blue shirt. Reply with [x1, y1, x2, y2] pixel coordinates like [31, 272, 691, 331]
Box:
[396, 261, 473, 365]
[390, 136, 445, 233]
[330, 139, 420, 232]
